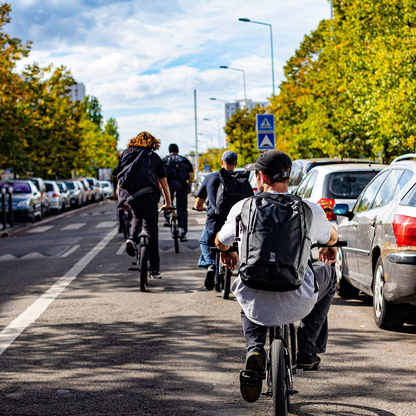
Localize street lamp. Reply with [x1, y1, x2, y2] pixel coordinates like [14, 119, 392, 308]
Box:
[203, 118, 221, 149]
[210, 98, 229, 103]
[198, 133, 213, 149]
[239, 18, 275, 96]
[220, 66, 247, 105]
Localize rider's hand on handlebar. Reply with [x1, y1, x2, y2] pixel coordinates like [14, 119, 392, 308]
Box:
[221, 251, 238, 270]
[318, 246, 337, 264]
[119, 203, 130, 211]
[160, 204, 173, 212]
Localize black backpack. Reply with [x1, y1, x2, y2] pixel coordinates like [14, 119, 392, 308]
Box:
[117, 148, 159, 197]
[165, 155, 189, 184]
[236, 193, 313, 292]
[215, 168, 251, 217]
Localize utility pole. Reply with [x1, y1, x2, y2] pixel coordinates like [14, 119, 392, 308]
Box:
[194, 90, 198, 180]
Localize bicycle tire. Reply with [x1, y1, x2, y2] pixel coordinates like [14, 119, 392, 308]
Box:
[172, 221, 180, 254]
[139, 245, 149, 292]
[271, 339, 288, 416]
[222, 268, 231, 299]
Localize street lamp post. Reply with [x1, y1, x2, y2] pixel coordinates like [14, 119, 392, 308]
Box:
[203, 118, 221, 149]
[209, 98, 229, 103]
[220, 66, 247, 106]
[239, 18, 275, 97]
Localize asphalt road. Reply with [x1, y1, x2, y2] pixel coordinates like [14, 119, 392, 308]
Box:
[0, 199, 415, 416]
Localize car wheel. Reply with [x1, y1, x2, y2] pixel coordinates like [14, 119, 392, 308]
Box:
[335, 248, 359, 299]
[373, 257, 407, 330]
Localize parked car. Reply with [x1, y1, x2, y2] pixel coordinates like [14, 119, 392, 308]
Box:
[78, 178, 93, 204]
[0, 180, 42, 222]
[99, 180, 113, 199]
[193, 171, 211, 196]
[294, 163, 387, 225]
[64, 180, 84, 207]
[85, 177, 100, 202]
[288, 158, 374, 194]
[27, 177, 50, 218]
[44, 180, 65, 214]
[57, 181, 71, 211]
[333, 154, 416, 330]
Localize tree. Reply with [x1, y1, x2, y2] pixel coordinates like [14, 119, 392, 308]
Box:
[82, 96, 103, 129]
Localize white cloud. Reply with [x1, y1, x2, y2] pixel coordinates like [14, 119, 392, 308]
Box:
[8, 0, 330, 155]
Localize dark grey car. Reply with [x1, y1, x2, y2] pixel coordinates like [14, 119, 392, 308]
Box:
[334, 155, 416, 330]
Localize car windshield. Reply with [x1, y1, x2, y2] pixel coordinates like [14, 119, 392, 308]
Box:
[65, 181, 75, 190]
[87, 179, 94, 186]
[0, 182, 31, 194]
[57, 183, 64, 192]
[45, 183, 54, 192]
[400, 184, 416, 207]
[325, 171, 379, 199]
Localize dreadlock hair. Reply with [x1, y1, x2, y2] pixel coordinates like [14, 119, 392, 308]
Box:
[127, 132, 160, 150]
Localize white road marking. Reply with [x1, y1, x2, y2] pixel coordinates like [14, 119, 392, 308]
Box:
[28, 226, 54, 233]
[61, 223, 86, 231]
[61, 245, 80, 258]
[0, 227, 118, 356]
[20, 253, 46, 260]
[159, 231, 202, 241]
[194, 217, 206, 225]
[116, 243, 125, 255]
[0, 254, 18, 261]
[96, 221, 117, 228]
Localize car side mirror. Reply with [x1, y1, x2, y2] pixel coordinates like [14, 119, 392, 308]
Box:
[333, 204, 354, 221]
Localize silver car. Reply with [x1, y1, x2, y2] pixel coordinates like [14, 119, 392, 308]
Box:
[57, 182, 71, 211]
[334, 154, 416, 330]
[44, 180, 65, 214]
[86, 177, 101, 202]
[64, 180, 84, 207]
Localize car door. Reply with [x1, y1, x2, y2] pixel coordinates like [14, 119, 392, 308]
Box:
[355, 169, 403, 288]
[340, 170, 390, 285]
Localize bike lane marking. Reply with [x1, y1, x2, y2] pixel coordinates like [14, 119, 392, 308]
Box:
[61, 244, 81, 258]
[0, 227, 118, 356]
[116, 243, 125, 255]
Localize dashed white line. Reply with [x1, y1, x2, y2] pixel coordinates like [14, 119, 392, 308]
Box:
[61, 223, 86, 231]
[116, 243, 125, 255]
[0, 227, 118, 356]
[28, 226, 54, 233]
[96, 221, 117, 228]
[61, 245, 80, 258]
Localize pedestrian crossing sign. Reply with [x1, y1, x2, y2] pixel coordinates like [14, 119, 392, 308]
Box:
[257, 132, 275, 150]
[256, 114, 275, 131]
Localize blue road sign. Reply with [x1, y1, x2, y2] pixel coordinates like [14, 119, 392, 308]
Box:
[256, 114, 275, 132]
[257, 132, 275, 151]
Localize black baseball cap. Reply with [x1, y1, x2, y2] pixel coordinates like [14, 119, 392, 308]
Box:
[245, 150, 292, 179]
[221, 150, 238, 164]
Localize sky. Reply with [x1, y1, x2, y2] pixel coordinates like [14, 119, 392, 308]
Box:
[7, 0, 331, 157]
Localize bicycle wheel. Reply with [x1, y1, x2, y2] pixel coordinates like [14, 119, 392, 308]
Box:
[172, 220, 179, 253]
[139, 245, 149, 292]
[271, 339, 288, 416]
[222, 268, 231, 299]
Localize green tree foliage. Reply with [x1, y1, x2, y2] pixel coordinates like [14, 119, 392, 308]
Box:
[226, 0, 416, 163]
[82, 96, 103, 129]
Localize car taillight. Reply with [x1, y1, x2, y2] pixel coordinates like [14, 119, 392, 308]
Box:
[392, 215, 416, 246]
[317, 198, 336, 221]
[253, 187, 258, 193]
[52, 193, 59, 197]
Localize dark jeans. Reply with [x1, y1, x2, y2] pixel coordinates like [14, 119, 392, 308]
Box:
[198, 226, 216, 268]
[241, 261, 337, 355]
[129, 198, 160, 271]
[165, 179, 188, 233]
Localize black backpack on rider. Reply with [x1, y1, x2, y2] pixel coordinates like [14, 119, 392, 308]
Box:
[117, 147, 159, 197]
[215, 168, 251, 217]
[165, 155, 189, 184]
[236, 192, 313, 292]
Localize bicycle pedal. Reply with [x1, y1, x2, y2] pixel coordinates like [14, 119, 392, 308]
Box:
[131, 262, 137, 265]
[288, 389, 299, 395]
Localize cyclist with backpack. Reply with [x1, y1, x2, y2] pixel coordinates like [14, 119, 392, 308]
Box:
[162, 144, 194, 242]
[194, 150, 253, 290]
[215, 150, 338, 403]
[117, 132, 172, 279]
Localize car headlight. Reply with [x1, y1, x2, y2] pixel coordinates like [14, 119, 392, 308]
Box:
[17, 200, 29, 207]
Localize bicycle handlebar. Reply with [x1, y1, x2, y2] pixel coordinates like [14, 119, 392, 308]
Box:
[210, 243, 238, 254]
[311, 240, 347, 249]
[158, 206, 177, 213]
[192, 207, 206, 212]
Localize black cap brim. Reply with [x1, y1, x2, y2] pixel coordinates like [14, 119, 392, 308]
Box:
[244, 163, 257, 171]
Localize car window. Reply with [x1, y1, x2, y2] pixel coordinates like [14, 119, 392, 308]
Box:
[325, 171, 379, 199]
[45, 183, 54, 192]
[303, 171, 318, 198]
[400, 182, 416, 206]
[295, 174, 311, 198]
[65, 181, 75, 190]
[393, 169, 414, 198]
[289, 162, 303, 187]
[355, 170, 389, 213]
[0, 182, 31, 194]
[57, 183, 64, 192]
[371, 169, 404, 208]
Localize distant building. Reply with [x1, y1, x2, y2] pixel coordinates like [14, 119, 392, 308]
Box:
[225, 99, 268, 123]
[68, 83, 86, 102]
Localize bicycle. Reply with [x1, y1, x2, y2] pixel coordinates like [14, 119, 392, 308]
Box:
[241, 241, 347, 416]
[119, 208, 131, 239]
[209, 243, 238, 300]
[127, 229, 150, 292]
[161, 207, 180, 253]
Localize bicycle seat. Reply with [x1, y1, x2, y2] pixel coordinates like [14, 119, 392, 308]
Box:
[138, 230, 150, 239]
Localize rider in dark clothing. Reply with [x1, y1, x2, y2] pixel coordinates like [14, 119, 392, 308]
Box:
[162, 144, 194, 242]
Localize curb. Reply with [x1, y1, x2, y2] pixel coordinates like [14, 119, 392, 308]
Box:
[0, 200, 113, 238]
